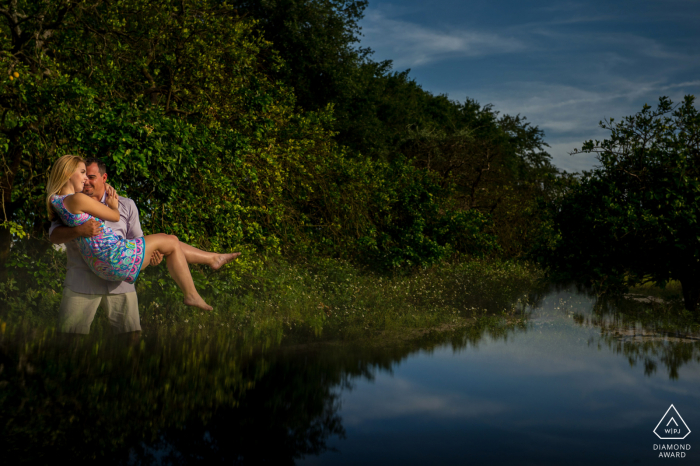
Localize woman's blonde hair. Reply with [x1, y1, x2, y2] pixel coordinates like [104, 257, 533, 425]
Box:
[46, 154, 86, 220]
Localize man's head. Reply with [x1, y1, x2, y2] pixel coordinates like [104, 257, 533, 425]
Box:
[82, 157, 108, 200]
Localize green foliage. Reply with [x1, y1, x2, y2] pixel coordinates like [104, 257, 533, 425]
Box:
[134, 256, 541, 338]
[0, 240, 64, 324]
[536, 96, 700, 311]
[359, 158, 498, 268]
[0, 221, 25, 238]
[0, 0, 502, 272]
[397, 102, 561, 256]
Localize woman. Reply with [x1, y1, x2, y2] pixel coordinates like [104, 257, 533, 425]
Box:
[46, 154, 240, 311]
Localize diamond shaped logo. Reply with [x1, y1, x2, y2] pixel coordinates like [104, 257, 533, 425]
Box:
[654, 405, 691, 440]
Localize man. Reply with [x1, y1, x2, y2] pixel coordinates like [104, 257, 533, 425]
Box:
[49, 157, 160, 335]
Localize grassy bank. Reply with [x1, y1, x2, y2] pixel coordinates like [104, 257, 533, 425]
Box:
[1, 251, 544, 342]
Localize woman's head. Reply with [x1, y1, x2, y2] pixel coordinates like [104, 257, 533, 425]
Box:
[45, 154, 86, 220]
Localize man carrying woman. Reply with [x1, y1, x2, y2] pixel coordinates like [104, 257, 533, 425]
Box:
[48, 156, 238, 335]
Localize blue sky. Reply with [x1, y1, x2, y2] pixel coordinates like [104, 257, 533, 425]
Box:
[358, 0, 700, 172]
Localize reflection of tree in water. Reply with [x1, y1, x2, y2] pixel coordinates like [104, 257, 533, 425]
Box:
[572, 294, 700, 379]
[127, 355, 347, 465]
[0, 308, 532, 464]
[0, 329, 347, 464]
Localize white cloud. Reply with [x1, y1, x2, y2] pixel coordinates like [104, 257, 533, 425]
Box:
[458, 79, 700, 172]
[661, 80, 700, 90]
[339, 374, 508, 427]
[362, 10, 524, 68]
[528, 29, 695, 62]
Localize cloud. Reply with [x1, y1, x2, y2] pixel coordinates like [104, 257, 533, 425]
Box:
[547, 142, 599, 173]
[339, 375, 508, 426]
[661, 80, 700, 90]
[528, 29, 695, 62]
[456, 78, 700, 172]
[362, 10, 524, 68]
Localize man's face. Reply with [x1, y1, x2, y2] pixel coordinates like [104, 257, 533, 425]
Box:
[83, 163, 108, 199]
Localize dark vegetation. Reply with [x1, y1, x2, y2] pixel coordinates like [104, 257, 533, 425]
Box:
[535, 97, 700, 312]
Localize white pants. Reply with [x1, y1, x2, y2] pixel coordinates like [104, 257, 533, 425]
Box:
[58, 288, 141, 334]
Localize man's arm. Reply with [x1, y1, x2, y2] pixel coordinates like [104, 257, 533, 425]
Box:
[123, 198, 162, 265]
[49, 219, 103, 244]
[124, 198, 144, 239]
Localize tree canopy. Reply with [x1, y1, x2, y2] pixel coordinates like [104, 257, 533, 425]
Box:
[535, 96, 700, 311]
[0, 0, 560, 275]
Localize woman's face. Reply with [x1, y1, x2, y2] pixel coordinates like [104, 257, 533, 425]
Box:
[69, 162, 88, 192]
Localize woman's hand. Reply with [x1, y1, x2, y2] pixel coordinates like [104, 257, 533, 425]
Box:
[105, 184, 119, 211]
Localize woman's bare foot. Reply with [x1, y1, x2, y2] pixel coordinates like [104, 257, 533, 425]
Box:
[211, 252, 241, 271]
[184, 295, 213, 311]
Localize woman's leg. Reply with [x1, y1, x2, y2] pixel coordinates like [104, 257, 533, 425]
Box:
[141, 234, 212, 311]
[177, 242, 240, 270]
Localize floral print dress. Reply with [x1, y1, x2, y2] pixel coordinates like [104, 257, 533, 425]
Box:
[50, 194, 146, 284]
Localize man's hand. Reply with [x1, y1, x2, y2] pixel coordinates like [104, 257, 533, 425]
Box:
[150, 250, 163, 266]
[75, 219, 103, 238]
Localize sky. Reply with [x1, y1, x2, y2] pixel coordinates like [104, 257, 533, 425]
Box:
[357, 0, 700, 173]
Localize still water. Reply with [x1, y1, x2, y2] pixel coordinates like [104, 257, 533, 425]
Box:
[2, 287, 699, 464]
[305, 289, 700, 465]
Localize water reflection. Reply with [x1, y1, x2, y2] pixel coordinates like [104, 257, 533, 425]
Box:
[1, 287, 700, 463]
[127, 353, 346, 465]
[0, 311, 531, 463]
[568, 291, 700, 379]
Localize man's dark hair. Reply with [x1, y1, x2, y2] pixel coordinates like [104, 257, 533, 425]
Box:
[85, 157, 107, 175]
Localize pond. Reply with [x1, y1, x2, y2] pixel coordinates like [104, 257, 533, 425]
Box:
[1, 286, 699, 464]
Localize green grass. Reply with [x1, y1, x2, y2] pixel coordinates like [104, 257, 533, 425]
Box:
[136, 257, 542, 340]
[1, 255, 544, 342]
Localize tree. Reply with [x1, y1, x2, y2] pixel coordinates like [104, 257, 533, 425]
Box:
[537, 96, 700, 311]
[219, 0, 561, 258]
[228, 0, 370, 114]
[0, 0, 82, 275]
[399, 100, 558, 255]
